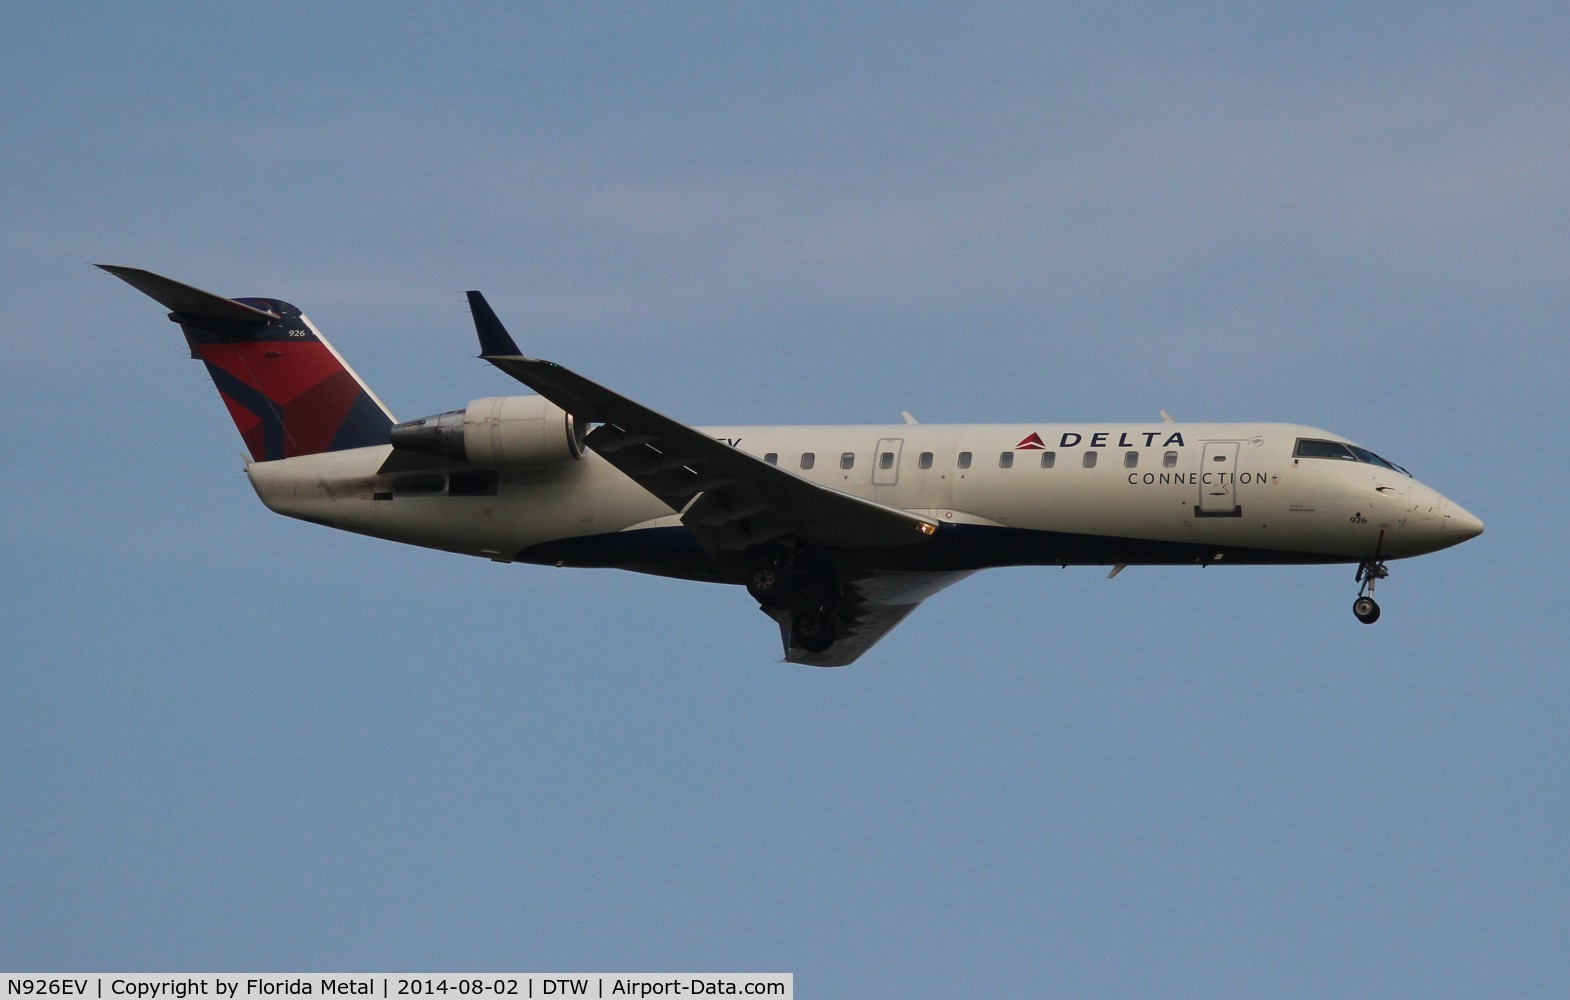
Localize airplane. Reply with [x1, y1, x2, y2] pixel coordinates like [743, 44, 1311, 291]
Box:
[101, 265, 1484, 666]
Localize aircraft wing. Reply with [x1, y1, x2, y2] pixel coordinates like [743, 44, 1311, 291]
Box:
[464, 291, 951, 665]
[466, 291, 940, 555]
[766, 570, 974, 666]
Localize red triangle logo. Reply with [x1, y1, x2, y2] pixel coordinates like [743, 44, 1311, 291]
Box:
[1016, 432, 1046, 450]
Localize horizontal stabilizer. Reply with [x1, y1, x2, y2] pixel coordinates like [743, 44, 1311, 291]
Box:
[97, 264, 278, 324]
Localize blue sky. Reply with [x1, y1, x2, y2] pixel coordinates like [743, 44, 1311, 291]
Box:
[3, 3, 1567, 995]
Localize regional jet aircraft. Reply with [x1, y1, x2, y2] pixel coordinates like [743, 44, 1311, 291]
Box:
[102, 266, 1484, 665]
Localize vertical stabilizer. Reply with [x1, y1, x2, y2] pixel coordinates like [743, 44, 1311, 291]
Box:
[100, 265, 395, 462]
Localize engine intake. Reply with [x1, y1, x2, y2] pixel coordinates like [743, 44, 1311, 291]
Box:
[390, 395, 585, 469]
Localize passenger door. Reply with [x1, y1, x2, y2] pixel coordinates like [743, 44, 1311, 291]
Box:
[1198, 441, 1241, 516]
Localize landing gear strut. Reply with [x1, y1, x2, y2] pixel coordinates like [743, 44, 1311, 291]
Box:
[1353, 558, 1388, 624]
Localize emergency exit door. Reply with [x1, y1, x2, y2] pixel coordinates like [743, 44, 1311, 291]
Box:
[873, 438, 903, 486]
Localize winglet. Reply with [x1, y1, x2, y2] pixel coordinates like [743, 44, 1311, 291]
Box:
[466, 290, 523, 357]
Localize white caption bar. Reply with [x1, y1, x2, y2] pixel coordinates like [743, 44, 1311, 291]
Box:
[3, 977, 791, 1000]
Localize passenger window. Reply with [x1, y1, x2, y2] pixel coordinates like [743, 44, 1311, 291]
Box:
[1163, 451, 1178, 468]
[999, 452, 1014, 469]
[1082, 451, 1098, 469]
[1040, 451, 1056, 469]
[919, 452, 933, 470]
[800, 453, 815, 470]
[1124, 451, 1138, 469]
[958, 452, 972, 470]
[840, 452, 855, 470]
[879, 452, 895, 470]
[764, 452, 778, 466]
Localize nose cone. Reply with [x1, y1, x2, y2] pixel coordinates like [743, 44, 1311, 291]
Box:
[1445, 500, 1485, 541]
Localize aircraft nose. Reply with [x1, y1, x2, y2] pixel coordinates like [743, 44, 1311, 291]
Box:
[1444, 500, 1484, 541]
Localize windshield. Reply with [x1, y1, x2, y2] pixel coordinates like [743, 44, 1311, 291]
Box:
[1346, 444, 1410, 476]
[1294, 438, 1411, 477]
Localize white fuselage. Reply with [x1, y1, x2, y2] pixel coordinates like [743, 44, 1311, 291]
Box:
[246, 419, 1482, 575]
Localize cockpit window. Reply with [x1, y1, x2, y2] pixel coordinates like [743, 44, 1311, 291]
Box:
[1295, 438, 1411, 476]
[1346, 445, 1410, 476]
[1295, 439, 1356, 461]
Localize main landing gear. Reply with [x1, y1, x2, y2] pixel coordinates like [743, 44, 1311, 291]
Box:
[789, 607, 837, 654]
[747, 553, 842, 654]
[1353, 558, 1389, 624]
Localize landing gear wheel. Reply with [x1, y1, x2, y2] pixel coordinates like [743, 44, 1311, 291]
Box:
[790, 608, 836, 653]
[1353, 596, 1381, 625]
[747, 564, 789, 606]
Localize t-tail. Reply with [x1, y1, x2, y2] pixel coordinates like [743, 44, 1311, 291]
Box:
[99, 265, 395, 462]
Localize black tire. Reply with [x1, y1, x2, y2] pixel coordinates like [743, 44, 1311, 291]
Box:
[790, 609, 836, 653]
[1353, 596, 1381, 624]
[747, 565, 789, 606]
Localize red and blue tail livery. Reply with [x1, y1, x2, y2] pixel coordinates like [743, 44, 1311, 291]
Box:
[99, 265, 394, 461]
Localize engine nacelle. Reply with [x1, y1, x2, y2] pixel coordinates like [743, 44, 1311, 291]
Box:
[390, 395, 585, 469]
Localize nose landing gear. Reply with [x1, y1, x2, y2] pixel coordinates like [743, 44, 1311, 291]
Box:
[1353, 558, 1388, 624]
